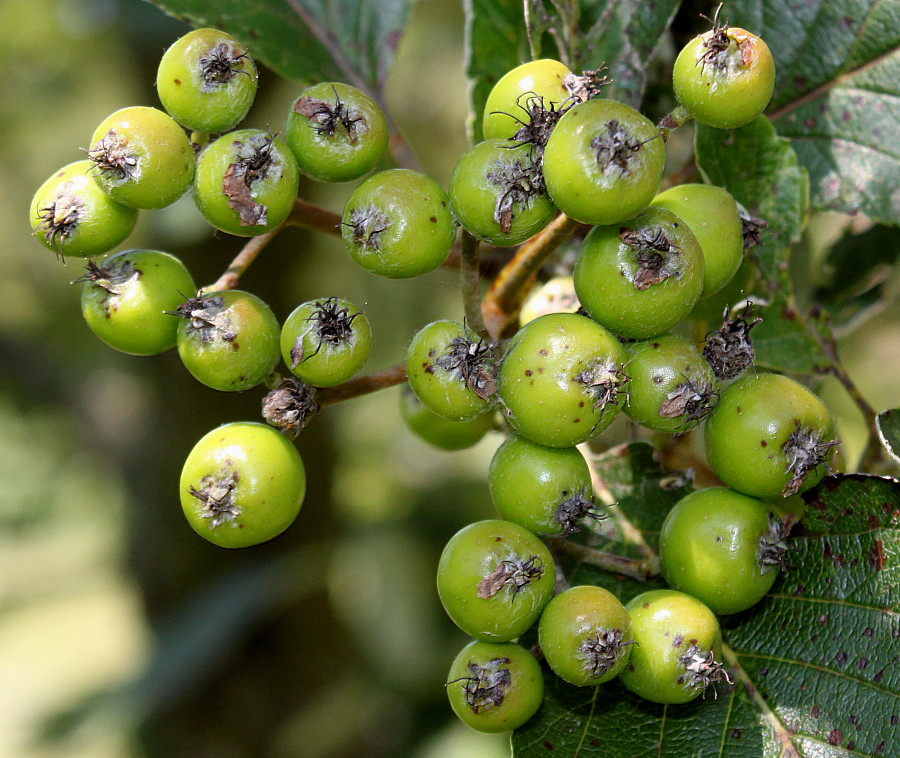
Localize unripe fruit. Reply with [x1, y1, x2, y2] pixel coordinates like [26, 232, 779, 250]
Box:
[193, 129, 300, 237]
[156, 28, 258, 132]
[446, 640, 544, 733]
[574, 206, 705, 339]
[174, 289, 280, 392]
[78, 250, 195, 355]
[482, 59, 572, 141]
[180, 421, 305, 548]
[651, 184, 743, 297]
[400, 388, 494, 451]
[673, 25, 775, 130]
[31, 161, 138, 258]
[285, 82, 388, 183]
[341, 169, 456, 278]
[87, 106, 195, 209]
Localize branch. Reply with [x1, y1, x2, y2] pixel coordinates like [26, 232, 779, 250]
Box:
[459, 230, 487, 339]
[657, 105, 693, 142]
[551, 539, 659, 581]
[481, 213, 580, 339]
[204, 227, 281, 292]
[287, 198, 342, 236]
[317, 363, 407, 406]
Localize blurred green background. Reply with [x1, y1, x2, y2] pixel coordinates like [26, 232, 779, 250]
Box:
[2, 1, 898, 757]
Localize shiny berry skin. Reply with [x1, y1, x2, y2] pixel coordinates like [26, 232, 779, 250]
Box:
[704, 373, 837, 498]
[623, 333, 718, 433]
[179, 421, 305, 548]
[519, 275, 580, 327]
[620, 590, 730, 704]
[400, 388, 494, 451]
[446, 640, 544, 733]
[280, 297, 370, 387]
[497, 312, 626, 447]
[78, 250, 195, 356]
[574, 206, 705, 339]
[156, 28, 258, 133]
[87, 106, 195, 210]
[285, 82, 388, 183]
[449, 140, 556, 247]
[341, 169, 456, 278]
[174, 289, 280, 392]
[482, 59, 572, 141]
[406, 320, 495, 421]
[672, 25, 775, 130]
[437, 519, 555, 642]
[193, 129, 300, 237]
[542, 99, 666, 225]
[660, 487, 786, 615]
[538, 585, 634, 687]
[30, 161, 138, 258]
[651, 184, 744, 297]
[488, 435, 596, 535]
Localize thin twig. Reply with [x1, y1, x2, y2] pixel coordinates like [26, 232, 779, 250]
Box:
[317, 363, 407, 406]
[721, 644, 800, 758]
[287, 198, 342, 235]
[481, 213, 580, 339]
[204, 228, 281, 292]
[552, 539, 659, 581]
[459, 230, 487, 339]
[284, 0, 420, 171]
[657, 105, 693, 142]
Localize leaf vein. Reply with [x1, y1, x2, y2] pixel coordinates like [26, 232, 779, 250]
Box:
[735, 651, 897, 697]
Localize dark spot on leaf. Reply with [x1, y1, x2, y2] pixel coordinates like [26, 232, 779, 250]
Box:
[590, 738, 601, 747]
[856, 657, 869, 670]
[876, 741, 885, 753]
[759, 667, 768, 676]
[892, 715, 898, 726]
[525, 370, 532, 376]
[731, 729, 741, 739]
[430, 216, 437, 222]
[835, 651, 848, 667]
[794, 76, 807, 89]
[543, 742, 555, 751]
[869, 539, 885, 570]
[874, 669, 885, 683]
[868, 514, 879, 529]
[804, 117, 816, 129]
[827, 729, 842, 746]
[849, 715, 860, 725]
[811, 634, 818, 642]
[811, 705, 820, 718]
[847, 742, 856, 751]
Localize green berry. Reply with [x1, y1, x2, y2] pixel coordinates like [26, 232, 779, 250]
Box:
[623, 333, 718, 433]
[341, 169, 456, 278]
[574, 206, 705, 339]
[174, 289, 280, 392]
[497, 312, 626, 447]
[482, 59, 572, 141]
[488, 435, 597, 535]
[285, 82, 388, 183]
[538, 585, 634, 686]
[193, 129, 300, 237]
[280, 297, 371, 387]
[30, 161, 138, 258]
[449, 140, 556, 247]
[78, 250, 195, 355]
[406, 320, 495, 421]
[660, 487, 786, 615]
[446, 640, 544, 733]
[156, 28, 258, 132]
[437, 519, 555, 641]
[87, 106, 195, 209]
[180, 421, 305, 548]
[651, 184, 744, 297]
[542, 99, 666, 225]
[400, 388, 494, 451]
[620, 589, 729, 704]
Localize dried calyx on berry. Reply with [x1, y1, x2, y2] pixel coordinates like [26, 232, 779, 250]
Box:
[703, 304, 762, 380]
[294, 86, 365, 143]
[578, 628, 636, 678]
[199, 42, 251, 88]
[658, 376, 719, 427]
[620, 226, 682, 289]
[575, 359, 628, 412]
[261, 378, 320, 438]
[170, 293, 235, 343]
[448, 657, 512, 714]
[188, 468, 241, 527]
[477, 554, 544, 599]
[86, 131, 138, 183]
[223, 132, 280, 226]
[677, 644, 732, 697]
[757, 514, 790, 574]
[290, 297, 363, 367]
[486, 149, 546, 233]
[554, 489, 608, 535]
[563, 67, 612, 104]
[782, 421, 839, 497]
[343, 205, 389, 251]
[736, 202, 769, 250]
[434, 335, 498, 401]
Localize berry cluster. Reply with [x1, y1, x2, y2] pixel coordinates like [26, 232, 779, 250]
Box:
[29, 12, 837, 736]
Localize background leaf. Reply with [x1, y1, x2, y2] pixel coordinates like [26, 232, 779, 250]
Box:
[876, 409, 900, 465]
[463, 0, 678, 142]
[145, 0, 409, 90]
[724, 0, 900, 224]
[514, 474, 900, 757]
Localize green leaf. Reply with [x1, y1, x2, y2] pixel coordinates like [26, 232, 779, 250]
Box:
[145, 0, 409, 90]
[513, 474, 900, 757]
[725, 0, 900, 224]
[876, 409, 900, 466]
[463, 0, 678, 142]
